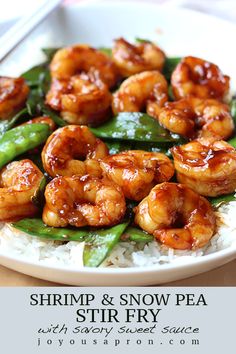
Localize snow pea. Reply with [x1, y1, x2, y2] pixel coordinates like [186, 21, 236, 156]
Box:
[12, 218, 129, 267]
[229, 137, 236, 148]
[41, 105, 67, 127]
[105, 140, 133, 154]
[135, 37, 152, 44]
[31, 177, 47, 208]
[227, 99, 236, 147]
[121, 227, 153, 243]
[0, 123, 50, 169]
[42, 47, 59, 61]
[210, 193, 236, 208]
[12, 218, 88, 242]
[163, 57, 181, 82]
[22, 53, 66, 127]
[230, 98, 236, 124]
[105, 139, 171, 155]
[0, 107, 28, 135]
[25, 88, 67, 127]
[91, 112, 181, 144]
[22, 64, 48, 87]
[21, 47, 55, 88]
[83, 222, 129, 267]
[98, 47, 112, 57]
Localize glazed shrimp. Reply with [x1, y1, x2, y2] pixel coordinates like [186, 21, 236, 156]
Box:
[100, 150, 174, 201]
[112, 71, 168, 117]
[43, 175, 126, 227]
[50, 45, 119, 88]
[158, 97, 234, 140]
[172, 138, 236, 197]
[42, 125, 109, 178]
[112, 38, 165, 77]
[0, 159, 44, 221]
[171, 56, 230, 100]
[0, 77, 29, 119]
[134, 182, 216, 250]
[22, 116, 56, 131]
[46, 72, 112, 126]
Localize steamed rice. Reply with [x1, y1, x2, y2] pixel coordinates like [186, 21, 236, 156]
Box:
[0, 200, 236, 268]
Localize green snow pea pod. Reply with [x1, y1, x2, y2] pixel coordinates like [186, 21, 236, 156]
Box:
[21, 64, 48, 87]
[0, 123, 50, 169]
[121, 227, 153, 243]
[83, 222, 129, 267]
[12, 218, 88, 242]
[98, 47, 112, 57]
[209, 193, 236, 208]
[104, 139, 172, 155]
[41, 105, 67, 127]
[31, 177, 47, 208]
[230, 98, 236, 124]
[42, 47, 60, 61]
[91, 112, 181, 144]
[12, 218, 129, 267]
[163, 57, 181, 82]
[26, 88, 67, 127]
[135, 37, 152, 44]
[105, 140, 134, 154]
[228, 136, 236, 148]
[227, 97, 236, 147]
[0, 107, 28, 135]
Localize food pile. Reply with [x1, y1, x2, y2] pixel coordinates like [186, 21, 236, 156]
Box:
[0, 38, 236, 267]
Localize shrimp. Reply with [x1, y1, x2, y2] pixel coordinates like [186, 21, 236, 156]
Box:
[100, 150, 174, 201]
[112, 71, 168, 117]
[112, 38, 165, 77]
[42, 175, 126, 227]
[171, 138, 236, 197]
[21, 116, 56, 131]
[171, 56, 230, 100]
[158, 97, 234, 140]
[46, 72, 112, 126]
[50, 44, 119, 88]
[0, 159, 44, 221]
[0, 76, 29, 119]
[134, 182, 216, 250]
[42, 125, 109, 178]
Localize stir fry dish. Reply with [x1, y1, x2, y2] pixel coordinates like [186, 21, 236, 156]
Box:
[0, 38, 236, 267]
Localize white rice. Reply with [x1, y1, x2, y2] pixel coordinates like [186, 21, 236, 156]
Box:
[0, 201, 236, 268]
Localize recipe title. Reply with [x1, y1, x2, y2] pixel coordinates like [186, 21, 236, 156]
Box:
[30, 293, 207, 323]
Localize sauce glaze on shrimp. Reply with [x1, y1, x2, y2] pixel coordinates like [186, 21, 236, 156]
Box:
[134, 182, 216, 250]
[171, 56, 230, 100]
[47, 45, 120, 125]
[0, 77, 29, 119]
[172, 138, 236, 197]
[0, 160, 44, 221]
[46, 72, 112, 126]
[158, 97, 234, 140]
[50, 44, 119, 88]
[112, 38, 165, 77]
[100, 150, 174, 201]
[42, 125, 109, 178]
[43, 175, 126, 227]
[112, 71, 168, 117]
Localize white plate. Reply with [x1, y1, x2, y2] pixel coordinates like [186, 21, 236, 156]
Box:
[1, 1, 236, 286]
